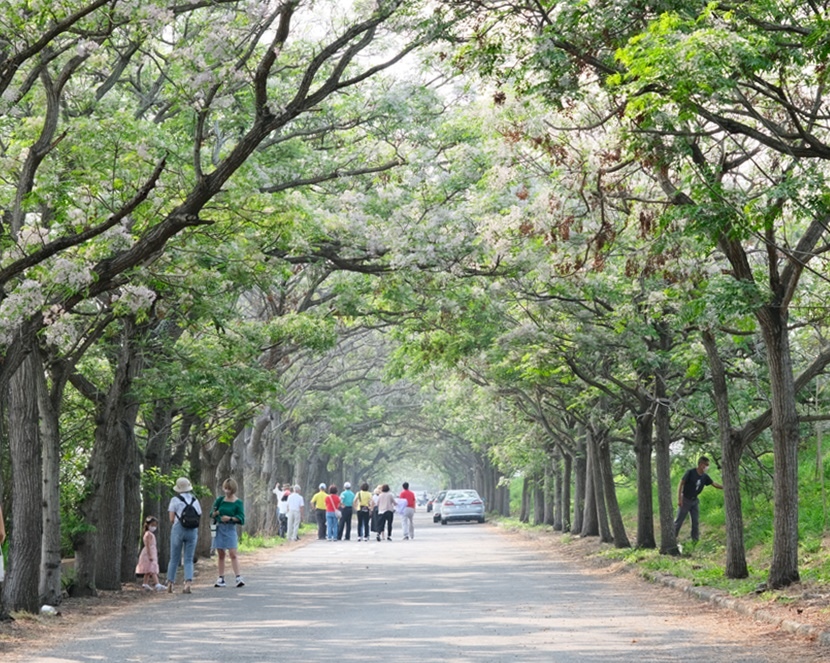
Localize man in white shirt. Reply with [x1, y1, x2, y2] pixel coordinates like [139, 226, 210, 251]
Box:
[286, 485, 305, 541]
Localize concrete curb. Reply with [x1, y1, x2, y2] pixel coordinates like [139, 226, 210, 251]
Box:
[648, 571, 830, 646]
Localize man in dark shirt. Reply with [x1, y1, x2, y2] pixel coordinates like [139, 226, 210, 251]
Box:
[674, 456, 723, 542]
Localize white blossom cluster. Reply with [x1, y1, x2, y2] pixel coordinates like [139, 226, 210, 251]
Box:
[112, 285, 157, 314]
[42, 306, 80, 352]
[49, 258, 94, 291]
[0, 280, 45, 346]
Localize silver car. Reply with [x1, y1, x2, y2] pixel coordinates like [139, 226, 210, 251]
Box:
[440, 489, 485, 525]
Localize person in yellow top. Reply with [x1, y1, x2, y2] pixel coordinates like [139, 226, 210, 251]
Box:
[310, 483, 329, 540]
[354, 482, 374, 542]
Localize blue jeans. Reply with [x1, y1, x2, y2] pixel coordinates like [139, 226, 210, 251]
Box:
[167, 521, 198, 583]
[326, 512, 339, 540]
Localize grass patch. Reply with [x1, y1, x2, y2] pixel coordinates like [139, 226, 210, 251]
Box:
[238, 524, 313, 552]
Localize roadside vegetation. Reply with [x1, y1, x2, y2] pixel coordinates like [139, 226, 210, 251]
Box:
[500, 444, 830, 605]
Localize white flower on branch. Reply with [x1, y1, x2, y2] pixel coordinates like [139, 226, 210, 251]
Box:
[0, 280, 45, 346]
[112, 285, 157, 314]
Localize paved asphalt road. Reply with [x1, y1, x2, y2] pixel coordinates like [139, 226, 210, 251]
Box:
[15, 512, 829, 662]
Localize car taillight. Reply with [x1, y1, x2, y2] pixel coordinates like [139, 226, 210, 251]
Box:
[471, 500, 482, 505]
[444, 500, 455, 506]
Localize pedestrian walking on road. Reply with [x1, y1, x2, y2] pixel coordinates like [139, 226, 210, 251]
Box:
[674, 456, 723, 542]
[166, 477, 202, 594]
[338, 482, 355, 540]
[136, 516, 165, 591]
[399, 482, 416, 540]
[354, 483, 372, 541]
[211, 478, 246, 588]
[277, 488, 289, 538]
[311, 483, 329, 540]
[376, 484, 396, 541]
[287, 485, 304, 541]
[371, 485, 381, 538]
[325, 485, 341, 541]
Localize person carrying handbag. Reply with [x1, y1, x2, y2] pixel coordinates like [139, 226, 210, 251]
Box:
[324, 485, 342, 541]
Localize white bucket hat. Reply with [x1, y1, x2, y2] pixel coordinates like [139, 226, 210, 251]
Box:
[174, 477, 193, 493]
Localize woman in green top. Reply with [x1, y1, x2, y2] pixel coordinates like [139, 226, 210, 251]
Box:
[211, 478, 245, 588]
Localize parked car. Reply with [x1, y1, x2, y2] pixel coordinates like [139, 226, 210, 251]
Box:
[431, 490, 447, 522]
[439, 489, 485, 525]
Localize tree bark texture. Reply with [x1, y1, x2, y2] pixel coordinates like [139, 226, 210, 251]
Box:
[3, 352, 43, 612]
[36, 350, 65, 605]
[572, 448, 586, 534]
[653, 342, 679, 556]
[634, 411, 656, 548]
[73, 320, 144, 594]
[580, 435, 599, 537]
[561, 453, 572, 533]
[759, 308, 800, 587]
[597, 435, 629, 548]
[520, 477, 530, 523]
[701, 329, 748, 577]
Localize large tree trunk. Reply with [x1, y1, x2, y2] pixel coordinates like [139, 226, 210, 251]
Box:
[553, 454, 563, 531]
[653, 335, 679, 556]
[143, 401, 174, 573]
[580, 434, 599, 537]
[760, 308, 800, 588]
[701, 329, 748, 577]
[73, 319, 144, 595]
[571, 442, 586, 534]
[244, 414, 271, 534]
[589, 428, 612, 543]
[533, 471, 545, 526]
[3, 352, 43, 612]
[543, 463, 554, 526]
[634, 409, 656, 548]
[598, 434, 629, 548]
[654, 405, 678, 555]
[36, 350, 65, 606]
[561, 452, 572, 532]
[121, 442, 142, 583]
[520, 476, 530, 523]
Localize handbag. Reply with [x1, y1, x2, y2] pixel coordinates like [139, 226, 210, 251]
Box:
[327, 494, 342, 519]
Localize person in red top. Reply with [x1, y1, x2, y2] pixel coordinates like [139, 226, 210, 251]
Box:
[399, 482, 416, 540]
[325, 485, 342, 541]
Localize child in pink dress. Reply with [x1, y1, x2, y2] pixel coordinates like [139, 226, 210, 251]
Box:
[136, 516, 165, 591]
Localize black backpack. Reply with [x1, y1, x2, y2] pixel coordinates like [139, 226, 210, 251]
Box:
[176, 494, 201, 529]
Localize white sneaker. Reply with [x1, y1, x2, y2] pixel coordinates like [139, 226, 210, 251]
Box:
[235, 576, 245, 588]
[142, 583, 152, 591]
[215, 577, 227, 587]
[154, 583, 166, 591]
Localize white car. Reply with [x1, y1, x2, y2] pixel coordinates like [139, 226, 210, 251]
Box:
[431, 490, 447, 522]
[439, 489, 485, 525]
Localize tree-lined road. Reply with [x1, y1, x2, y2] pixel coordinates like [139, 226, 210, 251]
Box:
[12, 515, 828, 662]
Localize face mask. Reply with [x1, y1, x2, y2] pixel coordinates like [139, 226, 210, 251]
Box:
[149, 526, 157, 533]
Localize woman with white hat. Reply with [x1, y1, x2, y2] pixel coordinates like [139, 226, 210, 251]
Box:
[166, 477, 202, 593]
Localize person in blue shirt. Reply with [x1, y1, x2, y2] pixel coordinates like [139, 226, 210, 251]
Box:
[338, 482, 356, 541]
[674, 456, 723, 542]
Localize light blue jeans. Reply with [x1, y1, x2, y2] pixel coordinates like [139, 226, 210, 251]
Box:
[167, 521, 198, 583]
[326, 512, 339, 540]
